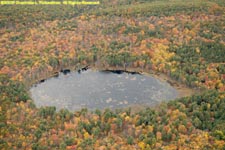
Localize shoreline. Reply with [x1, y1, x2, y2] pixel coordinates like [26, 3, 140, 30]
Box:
[29, 65, 198, 113]
[31, 65, 196, 99]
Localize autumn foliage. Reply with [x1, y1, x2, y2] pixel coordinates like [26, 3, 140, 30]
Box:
[0, 0, 225, 149]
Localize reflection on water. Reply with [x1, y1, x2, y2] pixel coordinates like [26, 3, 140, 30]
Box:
[30, 70, 178, 111]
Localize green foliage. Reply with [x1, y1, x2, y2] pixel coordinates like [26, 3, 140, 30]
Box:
[10, 35, 24, 42]
[39, 106, 56, 119]
[83, 122, 93, 135]
[64, 136, 74, 146]
[193, 117, 202, 129]
[103, 109, 113, 122]
[95, 109, 101, 117]
[0, 75, 30, 103]
[57, 19, 77, 30]
[217, 64, 225, 74]
[136, 108, 157, 126]
[169, 44, 203, 87]
[48, 57, 59, 68]
[34, 129, 42, 140]
[200, 42, 225, 63]
[0, 5, 85, 29]
[58, 108, 73, 121]
[79, 138, 95, 149]
[32, 142, 48, 150]
[0, 139, 8, 150]
[123, 26, 141, 34]
[92, 127, 101, 137]
[127, 136, 134, 145]
[59, 142, 67, 150]
[109, 41, 128, 51]
[169, 90, 225, 140]
[90, 0, 212, 17]
[213, 129, 225, 140]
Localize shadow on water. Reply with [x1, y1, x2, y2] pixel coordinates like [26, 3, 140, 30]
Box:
[102, 69, 140, 75]
[61, 69, 71, 75]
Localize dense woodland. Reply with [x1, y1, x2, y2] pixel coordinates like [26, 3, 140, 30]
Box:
[0, 0, 225, 149]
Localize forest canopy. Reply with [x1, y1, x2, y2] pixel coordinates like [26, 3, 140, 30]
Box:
[0, 0, 225, 149]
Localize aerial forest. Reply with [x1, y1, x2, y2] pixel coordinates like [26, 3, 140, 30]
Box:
[0, 0, 225, 149]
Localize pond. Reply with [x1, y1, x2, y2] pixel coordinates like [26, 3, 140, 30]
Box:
[30, 69, 178, 111]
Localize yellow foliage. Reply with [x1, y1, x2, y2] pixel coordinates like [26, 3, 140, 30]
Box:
[167, 16, 175, 21]
[125, 116, 130, 122]
[138, 141, 145, 149]
[219, 94, 225, 99]
[206, 103, 211, 110]
[151, 42, 175, 70]
[80, 15, 86, 20]
[178, 125, 187, 134]
[196, 47, 200, 53]
[148, 125, 154, 132]
[214, 140, 225, 149]
[84, 131, 90, 139]
[171, 68, 176, 73]
[172, 27, 179, 34]
[183, 28, 189, 35]
[163, 144, 177, 150]
[22, 142, 26, 147]
[69, 50, 75, 58]
[189, 30, 196, 37]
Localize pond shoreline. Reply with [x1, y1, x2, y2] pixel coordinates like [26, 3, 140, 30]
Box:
[31, 65, 196, 102]
[30, 66, 182, 112]
[28, 64, 203, 113]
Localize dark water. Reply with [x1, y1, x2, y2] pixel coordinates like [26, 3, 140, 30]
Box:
[30, 70, 178, 111]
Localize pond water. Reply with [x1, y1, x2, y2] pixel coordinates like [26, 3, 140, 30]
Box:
[30, 69, 178, 111]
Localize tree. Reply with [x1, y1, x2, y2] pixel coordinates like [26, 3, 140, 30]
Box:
[127, 136, 134, 145]
[39, 107, 56, 119]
